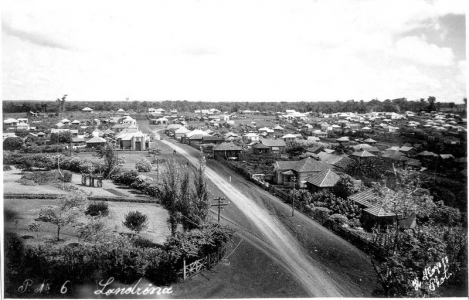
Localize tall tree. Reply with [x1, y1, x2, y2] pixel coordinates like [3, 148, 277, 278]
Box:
[37, 190, 88, 240]
[427, 96, 436, 111]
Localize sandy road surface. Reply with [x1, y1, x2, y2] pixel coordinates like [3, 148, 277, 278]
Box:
[161, 140, 346, 297]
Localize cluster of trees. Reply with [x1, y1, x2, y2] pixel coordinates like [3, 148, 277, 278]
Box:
[4, 96, 465, 115]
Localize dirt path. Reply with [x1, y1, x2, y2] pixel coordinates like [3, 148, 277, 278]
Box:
[161, 140, 347, 297]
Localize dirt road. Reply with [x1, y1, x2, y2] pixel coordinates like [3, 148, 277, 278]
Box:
[161, 140, 348, 297]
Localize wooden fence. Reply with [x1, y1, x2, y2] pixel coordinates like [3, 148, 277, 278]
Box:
[181, 249, 223, 280]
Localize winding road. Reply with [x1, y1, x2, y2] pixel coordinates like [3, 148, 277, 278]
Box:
[161, 140, 347, 297]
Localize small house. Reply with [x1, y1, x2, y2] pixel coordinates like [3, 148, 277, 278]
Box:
[213, 142, 243, 159]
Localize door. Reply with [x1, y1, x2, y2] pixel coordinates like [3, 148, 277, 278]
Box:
[135, 142, 141, 151]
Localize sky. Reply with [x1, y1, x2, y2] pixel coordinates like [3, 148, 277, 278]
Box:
[1, 0, 467, 103]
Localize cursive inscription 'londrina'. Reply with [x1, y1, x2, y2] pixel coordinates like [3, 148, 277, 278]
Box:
[94, 277, 173, 296]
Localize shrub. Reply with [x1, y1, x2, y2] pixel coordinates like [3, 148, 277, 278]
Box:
[85, 201, 109, 217]
[3, 137, 24, 151]
[132, 236, 157, 248]
[311, 207, 331, 224]
[4, 165, 12, 171]
[123, 211, 149, 235]
[111, 168, 139, 185]
[17, 178, 38, 186]
[135, 158, 152, 172]
[61, 170, 73, 182]
[21, 170, 60, 185]
[329, 214, 349, 226]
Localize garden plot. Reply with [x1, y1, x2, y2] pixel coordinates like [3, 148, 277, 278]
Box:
[4, 198, 170, 246]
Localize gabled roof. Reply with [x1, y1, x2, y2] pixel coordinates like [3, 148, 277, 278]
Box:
[317, 152, 343, 165]
[351, 150, 375, 158]
[187, 129, 210, 138]
[381, 150, 405, 158]
[418, 151, 438, 157]
[281, 134, 297, 139]
[213, 142, 243, 151]
[336, 136, 350, 142]
[306, 146, 323, 153]
[275, 157, 330, 173]
[175, 127, 189, 134]
[224, 132, 239, 138]
[349, 188, 397, 218]
[202, 136, 225, 141]
[4, 118, 18, 123]
[305, 169, 340, 187]
[399, 146, 415, 152]
[252, 143, 270, 149]
[112, 123, 131, 129]
[273, 125, 284, 130]
[86, 136, 106, 143]
[349, 188, 378, 207]
[260, 138, 287, 147]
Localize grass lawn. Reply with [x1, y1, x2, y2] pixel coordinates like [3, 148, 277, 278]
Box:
[4, 198, 170, 246]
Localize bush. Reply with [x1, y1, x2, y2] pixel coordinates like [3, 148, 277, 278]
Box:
[111, 168, 139, 185]
[17, 178, 38, 186]
[311, 207, 331, 224]
[3, 137, 24, 151]
[21, 170, 60, 185]
[85, 202, 109, 217]
[61, 170, 73, 182]
[135, 158, 152, 172]
[4, 165, 12, 171]
[123, 211, 149, 234]
[132, 236, 158, 248]
[325, 214, 349, 229]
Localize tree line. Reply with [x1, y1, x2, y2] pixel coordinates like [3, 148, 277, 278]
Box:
[3, 97, 466, 114]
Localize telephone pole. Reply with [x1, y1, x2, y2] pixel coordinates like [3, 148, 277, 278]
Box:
[291, 176, 297, 217]
[211, 197, 228, 223]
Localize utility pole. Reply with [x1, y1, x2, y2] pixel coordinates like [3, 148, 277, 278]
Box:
[291, 176, 296, 217]
[211, 197, 228, 223]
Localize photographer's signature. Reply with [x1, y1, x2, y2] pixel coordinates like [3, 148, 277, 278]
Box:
[411, 256, 452, 291]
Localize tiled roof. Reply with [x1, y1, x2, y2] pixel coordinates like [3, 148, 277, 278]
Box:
[260, 138, 287, 147]
[399, 146, 414, 152]
[364, 206, 396, 217]
[349, 188, 397, 218]
[202, 136, 224, 141]
[213, 142, 243, 151]
[252, 143, 270, 149]
[275, 157, 330, 173]
[351, 150, 375, 158]
[305, 169, 340, 187]
[349, 189, 377, 208]
[317, 152, 344, 165]
[86, 136, 106, 143]
[189, 134, 206, 140]
[112, 124, 131, 129]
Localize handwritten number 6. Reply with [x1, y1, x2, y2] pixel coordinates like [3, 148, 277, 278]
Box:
[61, 281, 70, 294]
